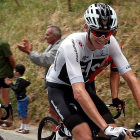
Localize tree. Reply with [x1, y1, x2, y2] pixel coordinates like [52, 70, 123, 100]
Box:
[14, 0, 19, 6]
[67, 0, 71, 11]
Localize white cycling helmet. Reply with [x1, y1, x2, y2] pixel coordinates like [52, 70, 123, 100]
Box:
[84, 3, 118, 30]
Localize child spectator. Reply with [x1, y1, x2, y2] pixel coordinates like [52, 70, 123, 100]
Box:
[5, 64, 31, 134]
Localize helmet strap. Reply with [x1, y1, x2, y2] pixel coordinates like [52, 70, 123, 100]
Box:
[88, 30, 95, 48]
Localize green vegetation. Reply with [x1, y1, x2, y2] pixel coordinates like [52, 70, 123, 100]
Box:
[1, 0, 140, 129]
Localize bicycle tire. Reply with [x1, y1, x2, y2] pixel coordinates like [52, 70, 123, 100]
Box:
[0, 136, 4, 140]
[38, 116, 59, 140]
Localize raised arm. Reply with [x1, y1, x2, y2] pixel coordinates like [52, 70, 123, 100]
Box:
[29, 44, 60, 67]
[17, 39, 61, 67]
[17, 39, 33, 55]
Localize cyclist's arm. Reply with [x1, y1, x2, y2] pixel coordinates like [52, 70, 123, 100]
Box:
[62, 36, 108, 131]
[110, 71, 120, 99]
[110, 43, 122, 99]
[109, 36, 140, 109]
[72, 82, 108, 131]
[122, 70, 140, 109]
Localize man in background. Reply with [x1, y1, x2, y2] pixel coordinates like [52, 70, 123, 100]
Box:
[17, 25, 62, 130]
[0, 37, 16, 127]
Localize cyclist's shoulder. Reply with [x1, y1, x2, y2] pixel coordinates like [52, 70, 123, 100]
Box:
[107, 35, 122, 51]
[108, 35, 119, 45]
[62, 32, 86, 43]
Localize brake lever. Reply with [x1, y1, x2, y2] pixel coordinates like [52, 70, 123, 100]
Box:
[122, 101, 125, 118]
[106, 100, 126, 119]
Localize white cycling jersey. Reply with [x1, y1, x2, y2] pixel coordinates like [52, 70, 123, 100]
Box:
[46, 32, 131, 86]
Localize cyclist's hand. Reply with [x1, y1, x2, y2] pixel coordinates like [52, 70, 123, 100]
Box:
[126, 129, 133, 139]
[104, 126, 126, 137]
[112, 98, 125, 112]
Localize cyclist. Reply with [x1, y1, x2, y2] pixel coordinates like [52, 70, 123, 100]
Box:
[46, 3, 140, 139]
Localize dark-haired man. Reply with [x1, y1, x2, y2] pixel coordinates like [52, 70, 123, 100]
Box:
[0, 37, 15, 127]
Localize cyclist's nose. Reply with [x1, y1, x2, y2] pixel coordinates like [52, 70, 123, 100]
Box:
[100, 35, 106, 39]
[97, 35, 106, 41]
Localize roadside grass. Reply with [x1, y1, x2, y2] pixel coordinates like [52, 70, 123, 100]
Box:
[0, 0, 140, 129]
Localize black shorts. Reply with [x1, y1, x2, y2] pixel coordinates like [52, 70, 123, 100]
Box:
[0, 78, 9, 88]
[89, 80, 96, 94]
[47, 82, 115, 133]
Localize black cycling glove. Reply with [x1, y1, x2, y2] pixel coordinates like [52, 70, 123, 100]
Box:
[112, 98, 125, 108]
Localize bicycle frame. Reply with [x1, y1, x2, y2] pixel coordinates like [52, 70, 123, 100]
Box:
[38, 103, 140, 140]
[55, 120, 140, 140]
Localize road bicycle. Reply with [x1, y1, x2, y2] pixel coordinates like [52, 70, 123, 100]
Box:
[0, 103, 14, 140]
[38, 103, 140, 140]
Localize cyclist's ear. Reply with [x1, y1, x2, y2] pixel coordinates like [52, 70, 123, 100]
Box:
[85, 24, 89, 32]
[112, 30, 117, 37]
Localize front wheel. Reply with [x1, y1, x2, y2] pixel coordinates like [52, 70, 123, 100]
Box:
[38, 117, 59, 140]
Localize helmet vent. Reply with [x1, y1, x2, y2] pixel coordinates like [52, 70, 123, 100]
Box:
[110, 19, 113, 26]
[92, 17, 96, 25]
[86, 17, 92, 24]
[113, 19, 116, 26]
[101, 10, 105, 16]
[91, 9, 93, 14]
[110, 10, 113, 15]
[96, 9, 99, 15]
[106, 10, 110, 16]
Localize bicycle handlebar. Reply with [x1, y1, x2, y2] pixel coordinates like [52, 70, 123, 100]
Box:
[106, 101, 125, 119]
[106, 102, 140, 138]
[131, 122, 140, 138]
[110, 123, 140, 140]
[110, 133, 125, 140]
[0, 103, 14, 120]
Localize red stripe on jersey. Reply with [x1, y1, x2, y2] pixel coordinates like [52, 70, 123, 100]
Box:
[89, 44, 122, 83]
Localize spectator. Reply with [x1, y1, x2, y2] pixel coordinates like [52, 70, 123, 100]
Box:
[17, 25, 62, 130]
[0, 37, 15, 127]
[5, 64, 31, 134]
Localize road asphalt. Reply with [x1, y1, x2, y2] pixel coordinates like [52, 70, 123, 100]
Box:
[0, 125, 38, 140]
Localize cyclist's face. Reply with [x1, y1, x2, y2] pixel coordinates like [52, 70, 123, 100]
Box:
[90, 29, 111, 49]
[85, 24, 112, 50]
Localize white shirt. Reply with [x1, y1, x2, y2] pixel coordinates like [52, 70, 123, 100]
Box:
[46, 32, 131, 86]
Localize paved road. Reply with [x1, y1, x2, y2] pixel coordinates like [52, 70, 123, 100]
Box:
[0, 125, 38, 140]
